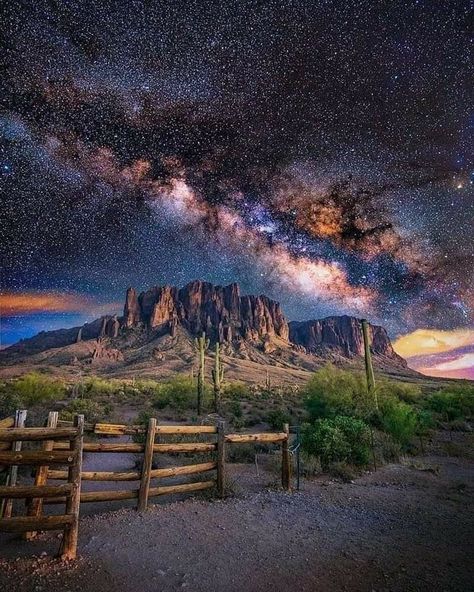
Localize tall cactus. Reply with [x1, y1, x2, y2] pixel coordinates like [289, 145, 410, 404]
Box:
[212, 342, 225, 412]
[194, 331, 210, 415]
[361, 319, 378, 410]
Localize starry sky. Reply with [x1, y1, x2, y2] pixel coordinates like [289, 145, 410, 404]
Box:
[1, 1, 473, 377]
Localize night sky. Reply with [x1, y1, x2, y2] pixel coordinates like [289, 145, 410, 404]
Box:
[1, 1, 473, 376]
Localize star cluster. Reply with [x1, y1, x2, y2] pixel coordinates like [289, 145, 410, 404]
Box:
[1, 0, 473, 347]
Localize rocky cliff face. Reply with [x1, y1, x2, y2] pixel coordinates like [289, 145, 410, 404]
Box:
[289, 316, 406, 366]
[123, 280, 289, 342]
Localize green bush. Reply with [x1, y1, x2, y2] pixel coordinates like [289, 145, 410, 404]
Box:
[267, 408, 291, 430]
[427, 385, 474, 421]
[0, 387, 23, 419]
[376, 380, 422, 403]
[83, 376, 119, 396]
[304, 364, 374, 421]
[380, 399, 417, 447]
[302, 415, 371, 469]
[223, 382, 249, 400]
[60, 399, 110, 423]
[151, 376, 197, 412]
[11, 372, 66, 406]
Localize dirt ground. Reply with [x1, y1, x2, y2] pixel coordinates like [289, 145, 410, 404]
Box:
[1, 434, 473, 592]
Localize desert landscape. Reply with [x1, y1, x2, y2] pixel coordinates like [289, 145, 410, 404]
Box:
[1, 0, 473, 590]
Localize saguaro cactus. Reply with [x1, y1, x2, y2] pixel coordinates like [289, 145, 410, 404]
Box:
[212, 342, 225, 412]
[194, 331, 210, 415]
[361, 319, 378, 410]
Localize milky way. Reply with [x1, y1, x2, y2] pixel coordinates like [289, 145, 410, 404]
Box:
[0, 0, 473, 348]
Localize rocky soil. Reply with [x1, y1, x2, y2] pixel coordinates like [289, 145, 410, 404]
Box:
[1, 433, 473, 592]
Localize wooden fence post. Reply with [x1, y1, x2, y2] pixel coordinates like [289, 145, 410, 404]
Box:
[2, 409, 27, 518]
[24, 411, 58, 539]
[138, 417, 156, 512]
[281, 423, 291, 491]
[217, 420, 226, 498]
[60, 414, 84, 560]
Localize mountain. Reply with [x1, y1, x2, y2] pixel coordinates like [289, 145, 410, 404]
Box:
[0, 280, 410, 383]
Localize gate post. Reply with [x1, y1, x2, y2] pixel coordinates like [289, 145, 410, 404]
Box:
[217, 420, 226, 498]
[60, 414, 84, 560]
[138, 417, 157, 512]
[281, 423, 291, 491]
[25, 410, 58, 539]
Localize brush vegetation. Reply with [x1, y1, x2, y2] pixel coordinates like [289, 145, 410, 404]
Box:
[0, 366, 472, 478]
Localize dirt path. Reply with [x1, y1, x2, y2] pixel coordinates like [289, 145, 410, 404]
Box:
[1, 444, 473, 592]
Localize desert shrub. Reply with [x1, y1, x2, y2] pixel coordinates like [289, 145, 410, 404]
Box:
[328, 461, 358, 482]
[223, 382, 249, 400]
[267, 408, 291, 430]
[302, 415, 371, 469]
[300, 451, 322, 477]
[0, 385, 23, 419]
[151, 376, 196, 412]
[226, 442, 256, 463]
[427, 385, 474, 421]
[377, 380, 422, 404]
[83, 376, 118, 396]
[10, 373, 66, 406]
[228, 400, 243, 418]
[60, 399, 110, 423]
[304, 365, 373, 421]
[379, 399, 417, 447]
[373, 430, 401, 463]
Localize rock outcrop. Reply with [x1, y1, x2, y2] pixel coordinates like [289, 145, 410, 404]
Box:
[123, 280, 289, 342]
[289, 316, 406, 366]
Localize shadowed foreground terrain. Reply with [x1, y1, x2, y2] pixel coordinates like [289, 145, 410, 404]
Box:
[1, 433, 473, 592]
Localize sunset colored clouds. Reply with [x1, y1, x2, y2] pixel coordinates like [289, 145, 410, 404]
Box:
[393, 329, 474, 379]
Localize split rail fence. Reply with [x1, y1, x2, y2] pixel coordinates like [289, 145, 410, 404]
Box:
[0, 410, 290, 558]
[0, 412, 84, 559]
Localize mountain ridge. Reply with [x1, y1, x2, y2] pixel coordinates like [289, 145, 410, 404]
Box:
[0, 280, 408, 380]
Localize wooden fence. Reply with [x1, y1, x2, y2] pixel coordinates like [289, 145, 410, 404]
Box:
[0, 412, 84, 560]
[0, 411, 290, 558]
[42, 415, 290, 505]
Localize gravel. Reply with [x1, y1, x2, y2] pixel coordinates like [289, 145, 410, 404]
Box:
[1, 437, 473, 592]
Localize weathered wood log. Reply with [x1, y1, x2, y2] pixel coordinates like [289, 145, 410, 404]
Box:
[0, 416, 15, 428]
[25, 411, 58, 539]
[217, 421, 226, 498]
[0, 450, 76, 466]
[0, 514, 74, 533]
[281, 423, 291, 491]
[48, 469, 141, 481]
[153, 443, 216, 453]
[94, 423, 145, 435]
[157, 425, 217, 434]
[60, 415, 84, 561]
[47, 462, 217, 482]
[59, 420, 219, 435]
[224, 432, 287, 443]
[1, 409, 27, 518]
[0, 427, 77, 442]
[138, 417, 156, 512]
[53, 442, 144, 452]
[0, 484, 73, 499]
[57, 419, 94, 432]
[150, 461, 217, 479]
[148, 480, 215, 498]
[45, 489, 139, 504]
